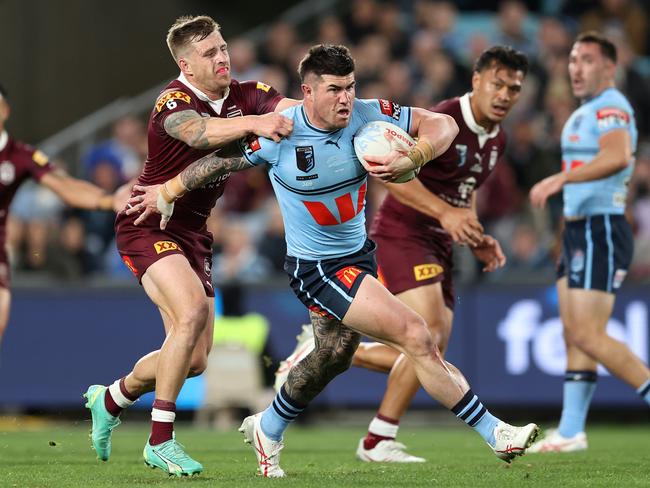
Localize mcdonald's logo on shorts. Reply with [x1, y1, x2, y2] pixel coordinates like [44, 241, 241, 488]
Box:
[154, 240, 179, 254]
[413, 263, 443, 281]
[335, 266, 362, 290]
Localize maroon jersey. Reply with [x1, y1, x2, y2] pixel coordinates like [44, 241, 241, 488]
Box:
[139, 77, 283, 229]
[375, 94, 507, 231]
[0, 132, 53, 241]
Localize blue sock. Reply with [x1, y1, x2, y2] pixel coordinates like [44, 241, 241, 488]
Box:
[260, 385, 306, 441]
[451, 389, 500, 447]
[558, 370, 597, 438]
[636, 377, 650, 406]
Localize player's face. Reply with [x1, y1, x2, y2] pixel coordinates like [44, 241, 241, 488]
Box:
[471, 66, 524, 125]
[303, 73, 355, 130]
[181, 30, 231, 97]
[568, 42, 615, 100]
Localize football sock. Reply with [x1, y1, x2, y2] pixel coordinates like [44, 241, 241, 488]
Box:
[260, 385, 306, 441]
[451, 389, 499, 447]
[104, 377, 137, 417]
[364, 413, 399, 450]
[636, 377, 650, 406]
[558, 370, 597, 438]
[150, 399, 176, 445]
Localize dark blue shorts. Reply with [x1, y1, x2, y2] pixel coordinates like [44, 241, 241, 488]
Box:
[557, 214, 633, 293]
[285, 239, 379, 321]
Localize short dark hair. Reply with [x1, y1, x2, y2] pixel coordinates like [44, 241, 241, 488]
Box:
[298, 44, 355, 81]
[473, 45, 529, 76]
[575, 31, 617, 63]
[0, 83, 7, 101]
[166, 15, 220, 61]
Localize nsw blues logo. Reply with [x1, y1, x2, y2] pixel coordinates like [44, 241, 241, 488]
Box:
[295, 146, 315, 173]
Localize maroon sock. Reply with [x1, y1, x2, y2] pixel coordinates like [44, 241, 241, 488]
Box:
[363, 414, 399, 450]
[103, 378, 137, 417]
[149, 399, 176, 445]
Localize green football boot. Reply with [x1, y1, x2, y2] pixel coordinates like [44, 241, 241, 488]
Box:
[143, 437, 203, 476]
[83, 384, 121, 461]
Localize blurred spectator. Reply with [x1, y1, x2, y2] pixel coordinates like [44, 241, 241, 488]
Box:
[493, 0, 538, 58]
[258, 21, 299, 79]
[579, 0, 648, 55]
[212, 219, 272, 285]
[228, 37, 265, 82]
[257, 201, 286, 275]
[501, 220, 553, 275]
[376, 2, 410, 59]
[342, 0, 378, 44]
[44, 210, 94, 279]
[316, 15, 349, 46]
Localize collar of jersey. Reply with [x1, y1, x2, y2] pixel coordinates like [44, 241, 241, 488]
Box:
[583, 87, 616, 104]
[300, 106, 342, 134]
[459, 93, 500, 139]
[177, 72, 230, 114]
[0, 131, 7, 152]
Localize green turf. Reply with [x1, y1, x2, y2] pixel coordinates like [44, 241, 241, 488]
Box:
[0, 422, 648, 487]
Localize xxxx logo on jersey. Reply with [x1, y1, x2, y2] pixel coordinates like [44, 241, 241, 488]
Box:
[154, 240, 179, 254]
[155, 91, 191, 112]
[413, 263, 443, 281]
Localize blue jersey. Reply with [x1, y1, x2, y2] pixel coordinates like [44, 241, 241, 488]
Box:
[561, 88, 637, 217]
[241, 99, 412, 259]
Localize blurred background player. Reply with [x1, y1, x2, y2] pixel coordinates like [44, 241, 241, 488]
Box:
[131, 43, 540, 478]
[528, 31, 650, 452]
[274, 45, 529, 462]
[83, 15, 296, 476]
[0, 83, 118, 345]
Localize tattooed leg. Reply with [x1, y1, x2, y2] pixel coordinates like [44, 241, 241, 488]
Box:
[284, 311, 361, 405]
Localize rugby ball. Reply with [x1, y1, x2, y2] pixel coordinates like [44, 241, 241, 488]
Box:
[353, 120, 419, 183]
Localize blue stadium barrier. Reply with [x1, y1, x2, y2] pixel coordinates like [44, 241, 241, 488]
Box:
[0, 284, 647, 409]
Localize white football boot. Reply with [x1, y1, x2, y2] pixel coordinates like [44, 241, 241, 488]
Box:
[490, 421, 540, 463]
[274, 325, 315, 392]
[356, 438, 426, 463]
[239, 413, 285, 478]
[527, 428, 588, 453]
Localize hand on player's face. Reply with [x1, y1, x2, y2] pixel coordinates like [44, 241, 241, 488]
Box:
[126, 184, 174, 229]
[255, 112, 293, 142]
[438, 206, 484, 246]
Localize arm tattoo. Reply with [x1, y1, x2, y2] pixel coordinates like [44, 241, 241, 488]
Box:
[284, 311, 361, 404]
[164, 110, 210, 149]
[179, 152, 250, 191]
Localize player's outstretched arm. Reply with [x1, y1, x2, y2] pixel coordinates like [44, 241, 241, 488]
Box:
[127, 151, 250, 229]
[39, 169, 114, 211]
[530, 129, 631, 209]
[164, 109, 293, 148]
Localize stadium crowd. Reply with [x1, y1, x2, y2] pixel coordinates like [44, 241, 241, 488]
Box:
[7, 0, 650, 286]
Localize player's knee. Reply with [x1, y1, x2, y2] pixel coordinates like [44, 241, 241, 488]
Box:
[318, 347, 355, 377]
[401, 315, 435, 358]
[565, 327, 597, 353]
[187, 354, 208, 377]
[176, 300, 210, 337]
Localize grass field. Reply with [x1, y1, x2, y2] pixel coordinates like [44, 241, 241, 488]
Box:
[1, 421, 649, 487]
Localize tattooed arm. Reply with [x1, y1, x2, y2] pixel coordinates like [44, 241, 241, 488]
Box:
[283, 311, 361, 404]
[126, 150, 251, 229]
[164, 108, 293, 149]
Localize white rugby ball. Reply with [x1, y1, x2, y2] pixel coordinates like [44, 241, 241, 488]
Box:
[353, 120, 418, 183]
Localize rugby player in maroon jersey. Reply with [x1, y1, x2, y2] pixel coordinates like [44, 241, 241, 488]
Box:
[274, 46, 529, 462]
[83, 15, 296, 475]
[0, 83, 119, 345]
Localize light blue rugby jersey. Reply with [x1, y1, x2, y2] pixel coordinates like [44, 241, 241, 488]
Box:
[561, 88, 637, 217]
[240, 99, 412, 260]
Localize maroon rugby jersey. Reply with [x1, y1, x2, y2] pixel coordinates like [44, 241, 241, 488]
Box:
[139, 76, 283, 227]
[0, 132, 53, 240]
[375, 94, 507, 230]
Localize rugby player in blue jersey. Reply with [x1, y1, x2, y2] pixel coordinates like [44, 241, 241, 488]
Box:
[130, 44, 539, 477]
[528, 31, 650, 453]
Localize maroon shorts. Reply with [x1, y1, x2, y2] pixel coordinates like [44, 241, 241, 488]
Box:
[371, 219, 455, 310]
[0, 245, 10, 289]
[115, 211, 214, 297]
